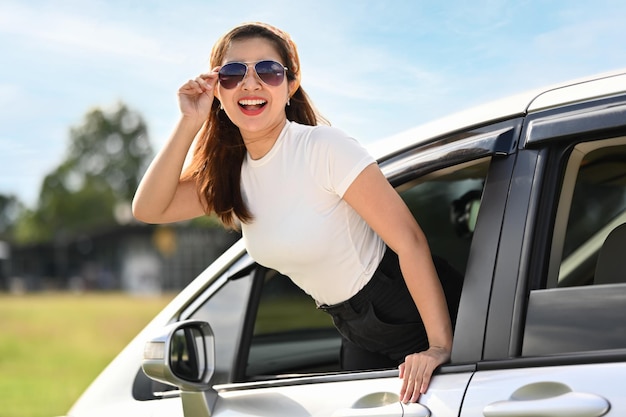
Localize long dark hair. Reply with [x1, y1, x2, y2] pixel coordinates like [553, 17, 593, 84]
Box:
[181, 23, 327, 229]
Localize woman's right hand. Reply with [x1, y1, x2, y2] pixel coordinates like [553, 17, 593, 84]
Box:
[177, 68, 220, 121]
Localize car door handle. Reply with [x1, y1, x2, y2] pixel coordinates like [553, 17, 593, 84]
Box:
[484, 391, 610, 417]
[333, 402, 430, 417]
[332, 391, 431, 417]
[333, 401, 430, 417]
[332, 403, 404, 417]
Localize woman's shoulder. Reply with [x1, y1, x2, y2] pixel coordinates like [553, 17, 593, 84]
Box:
[286, 122, 372, 166]
[288, 122, 354, 150]
[288, 121, 347, 139]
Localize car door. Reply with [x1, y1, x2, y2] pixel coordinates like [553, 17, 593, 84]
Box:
[158, 120, 522, 417]
[461, 94, 626, 416]
[201, 265, 472, 417]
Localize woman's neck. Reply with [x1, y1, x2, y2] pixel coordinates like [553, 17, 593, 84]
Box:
[242, 119, 288, 160]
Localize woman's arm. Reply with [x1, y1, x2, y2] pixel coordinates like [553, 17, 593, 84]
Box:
[132, 72, 218, 224]
[342, 163, 453, 404]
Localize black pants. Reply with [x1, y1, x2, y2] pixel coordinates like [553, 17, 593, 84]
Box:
[318, 247, 463, 371]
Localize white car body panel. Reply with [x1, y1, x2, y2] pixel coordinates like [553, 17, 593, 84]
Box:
[461, 363, 625, 417]
[211, 372, 471, 417]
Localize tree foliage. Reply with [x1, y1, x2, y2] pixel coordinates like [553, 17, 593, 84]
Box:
[0, 194, 22, 240]
[67, 103, 152, 202]
[12, 103, 154, 244]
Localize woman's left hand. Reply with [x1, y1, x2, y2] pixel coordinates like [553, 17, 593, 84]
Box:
[398, 346, 451, 403]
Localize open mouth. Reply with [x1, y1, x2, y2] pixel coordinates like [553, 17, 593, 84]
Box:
[238, 99, 267, 110]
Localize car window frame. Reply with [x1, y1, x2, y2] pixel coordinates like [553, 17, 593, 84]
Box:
[483, 93, 626, 366]
[391, 118, 523, 365]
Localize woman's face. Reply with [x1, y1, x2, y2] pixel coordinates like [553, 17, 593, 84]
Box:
[215, 37, 295, 141]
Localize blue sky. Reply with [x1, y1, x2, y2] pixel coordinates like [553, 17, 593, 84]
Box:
[1, 0, 626, 207]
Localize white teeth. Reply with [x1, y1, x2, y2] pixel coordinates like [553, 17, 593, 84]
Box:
[238, 99, 266, 106]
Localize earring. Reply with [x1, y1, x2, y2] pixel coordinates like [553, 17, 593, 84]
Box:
[286, 98, 291, 106]
[219, 102, 224, 110]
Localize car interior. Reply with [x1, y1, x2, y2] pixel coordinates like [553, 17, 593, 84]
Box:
[555, 141, 626, 287]
[594, 223, 626, 285]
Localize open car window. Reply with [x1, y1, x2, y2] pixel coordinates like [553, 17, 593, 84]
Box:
[245, 269, 340, 379]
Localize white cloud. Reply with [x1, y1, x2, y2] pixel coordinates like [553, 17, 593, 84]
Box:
[0, 2, 186, 63]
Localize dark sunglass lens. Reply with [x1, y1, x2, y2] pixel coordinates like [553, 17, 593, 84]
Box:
[255, 60, 285, 86]
[218, 63, 247, 89]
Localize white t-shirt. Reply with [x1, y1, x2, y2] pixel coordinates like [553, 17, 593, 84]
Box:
[240, 121, 386, 305]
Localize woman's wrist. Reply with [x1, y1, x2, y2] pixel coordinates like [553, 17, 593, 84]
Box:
[428, 334, 452, 352]
[179, 114, 206, 130]
[172, 116, 206, 143]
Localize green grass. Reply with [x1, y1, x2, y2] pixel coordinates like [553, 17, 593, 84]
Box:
[0, 292, 173, 417]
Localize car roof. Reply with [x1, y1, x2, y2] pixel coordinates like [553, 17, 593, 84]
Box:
[368, 67, 626, 160]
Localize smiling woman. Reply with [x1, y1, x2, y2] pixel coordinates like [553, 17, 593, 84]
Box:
[132, 21, 454, 404]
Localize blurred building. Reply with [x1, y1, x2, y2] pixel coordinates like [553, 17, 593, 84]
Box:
[5, 225, 240, 294]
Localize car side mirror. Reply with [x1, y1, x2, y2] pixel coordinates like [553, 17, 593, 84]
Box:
[142, 320, 217, 417]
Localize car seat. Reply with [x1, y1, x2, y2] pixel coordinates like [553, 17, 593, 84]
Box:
[594, 222, 626, 285]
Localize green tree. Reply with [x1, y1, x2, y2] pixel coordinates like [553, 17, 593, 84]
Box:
[14, 103, 154, 244]
[67, 102, 153, 202]
[0, 194, 23, 240]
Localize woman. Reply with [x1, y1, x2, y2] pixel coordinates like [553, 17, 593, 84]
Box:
[132, 22, 452, 404]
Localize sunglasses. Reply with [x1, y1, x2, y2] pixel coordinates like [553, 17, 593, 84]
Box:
[218, 60, 288, 89]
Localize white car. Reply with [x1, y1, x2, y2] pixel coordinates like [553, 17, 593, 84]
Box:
[66, 68, 626, 417]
